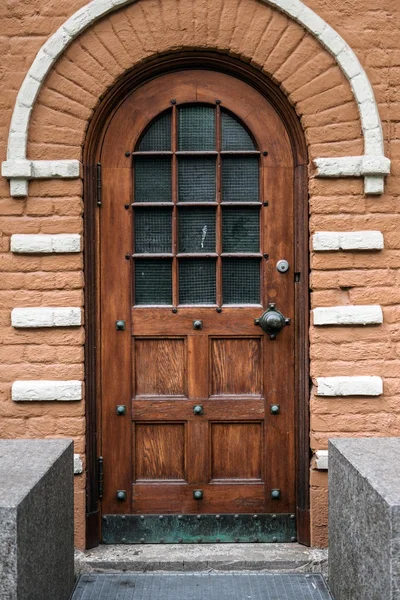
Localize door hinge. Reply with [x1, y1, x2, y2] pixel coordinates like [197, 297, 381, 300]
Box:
[96, 163, 102, 207]
[98, 456, 104, 499]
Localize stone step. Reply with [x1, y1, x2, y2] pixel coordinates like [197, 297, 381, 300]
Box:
[75, 544, 328, 576]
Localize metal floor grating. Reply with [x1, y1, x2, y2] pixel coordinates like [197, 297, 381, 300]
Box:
[72, 573, 332, 600]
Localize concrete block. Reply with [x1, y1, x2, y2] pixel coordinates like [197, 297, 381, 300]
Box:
[313, 305, 383, 326]
[12, 380, 83, 402]
[316, 376, 383, 396]
[11, 307, 82, 328]
[329, 438, 400, 600]
[0, 439, 74, 600]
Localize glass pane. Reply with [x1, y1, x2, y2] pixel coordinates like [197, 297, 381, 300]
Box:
[138, 112, 171, 151]
[178, 106, 216, 151]
[222, 156, 259, 203]
[135, 259, 172, 305]
[179, 259, 216, 304]
[223, 258, 260, 304]
[135, 208, 172, 253]
[178, 157, 216, 203]
[222, 207, 260, 253]
[134, 157, 172, 203]
[221, 111, 256, 151]
[178, 208, 216, 253]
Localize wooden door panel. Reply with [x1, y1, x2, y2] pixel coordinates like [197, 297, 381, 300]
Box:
[210, 338, 263, 396]
[134, 423, 186, 481]
[134, 338, 187, 397]
[210, 423, 263, 481]
[132, 483, 265, 514]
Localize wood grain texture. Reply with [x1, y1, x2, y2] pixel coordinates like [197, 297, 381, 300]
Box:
[211, 423, 262, 480]
[210, 338, 262, 396]
[135, 338, 186, 396]
[134, 423, 186, 481]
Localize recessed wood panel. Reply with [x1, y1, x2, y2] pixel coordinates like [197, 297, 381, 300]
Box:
[135, 423, 186, 480]
[210, 338, 262, 395]
[211, 423, 262, 480]
[135, 338, 186, 396]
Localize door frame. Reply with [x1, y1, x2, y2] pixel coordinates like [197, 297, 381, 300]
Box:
[83, 51, 310, 549]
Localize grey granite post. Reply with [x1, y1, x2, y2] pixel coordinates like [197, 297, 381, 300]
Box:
[329, 438, 400, 600]
[0, 439, 74, 600]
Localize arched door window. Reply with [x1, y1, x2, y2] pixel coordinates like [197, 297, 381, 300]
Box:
[132, 105, 261, 307]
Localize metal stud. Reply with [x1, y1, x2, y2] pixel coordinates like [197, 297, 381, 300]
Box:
[193, 320, 203, 330]
[272, 536, 277, 542]
[197, 514, 201, 520]
[116, 405, 126, 416]
[291, 536, 297, 542]
[122, 537, 126, 542]
[116, 320, 125, 331]
[193, 490, 203, 500]
[102, 516, 107, 522]
[253, 515, 258, 520]
[271, 489, 281, 500]
[160, 538, 164, 543]
[140, 538, 145, 543]
[178, 538, 183, 543]
[140, 515, 145, 520]
[216, 307, 222, 313]
[159, 515, 164, 520]
[116, 490, 126, 501]
[270, 404, 280, 415]
[125, 152, 131, 157]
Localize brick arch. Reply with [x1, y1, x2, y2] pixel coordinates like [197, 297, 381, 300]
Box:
[1, 0, 390, 197]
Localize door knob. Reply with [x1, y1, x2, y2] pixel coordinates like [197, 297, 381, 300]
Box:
[255, 303, 290, 340]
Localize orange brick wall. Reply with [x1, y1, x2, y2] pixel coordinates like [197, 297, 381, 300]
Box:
[0, 0, 399, 548]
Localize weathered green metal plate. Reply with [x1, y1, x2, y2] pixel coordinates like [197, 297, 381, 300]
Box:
[101, 514, 297, 544]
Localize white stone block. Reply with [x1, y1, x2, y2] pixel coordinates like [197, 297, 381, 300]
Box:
[314, 156, 362, 177]
[339, 231, 384, 250]
[351, 73, 375, 106]
[362, 156, 391, 175]
[336, 46, 361, 79]
[318, 25, 346, 56]
[31, 160, 81, 179]
[44, 27, 72, 60]
[316, 376, 383, 397]
[7, 132, 28, 161]
[364, 175, 385, 195]
[12, 307, 82, 328]
[2, 160, 32, 179]
[359, 100, 381, 132]
[9, 102, 32, 135]
[315, 450, 329, 470]
[10, 179, 29, 197]
[11, 234, 81, 254]
[74, 454, 83, 475]
[313, 305, 383, 326]
[64, 7, 92, 37]
[312, 232, 341, 251]
[18, 75, 41, 109]
[269, 0, 303, 18]
[89, 0, 117, 20]
[365, 127, 385, 156]
[297, 4, 327, 37]
[12, 380, 83, 402]
[29, 48, 55, 82]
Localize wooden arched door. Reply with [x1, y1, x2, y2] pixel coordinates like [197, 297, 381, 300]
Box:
[99, 70, 296, 543]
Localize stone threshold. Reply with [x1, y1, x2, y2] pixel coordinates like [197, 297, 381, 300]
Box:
[75, 544, 328, 578]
